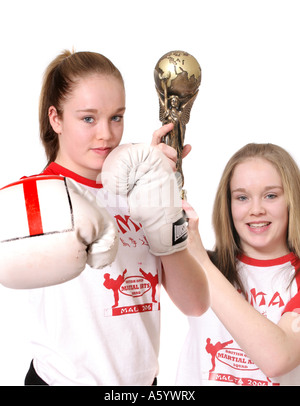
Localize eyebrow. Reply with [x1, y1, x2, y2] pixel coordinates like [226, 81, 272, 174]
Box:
[76, 109, 98, 114]
[231, 186, 283, 194]
[76, 107, 126, 113]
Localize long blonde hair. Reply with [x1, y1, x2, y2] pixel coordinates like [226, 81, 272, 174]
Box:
[210, 143, 300, 291]
[39, 50, 124, 164]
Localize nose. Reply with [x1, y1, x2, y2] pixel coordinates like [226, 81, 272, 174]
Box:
[95, 120, 112, 140]
[249, 197, 266, 216]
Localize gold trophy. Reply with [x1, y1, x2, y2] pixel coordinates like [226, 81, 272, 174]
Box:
[154, 51, 201, 199]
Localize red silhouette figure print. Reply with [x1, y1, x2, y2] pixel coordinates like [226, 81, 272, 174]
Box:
[103, 269, 127, 308]
[139, 268, 158, 303]
[205, 338, 233, 372]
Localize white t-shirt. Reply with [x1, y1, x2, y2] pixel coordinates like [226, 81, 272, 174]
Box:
[176, 253, 300, 386]
[27, 162, 161, 385]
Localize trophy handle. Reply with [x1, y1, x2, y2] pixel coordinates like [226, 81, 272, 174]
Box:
[154, 51, 201, 201]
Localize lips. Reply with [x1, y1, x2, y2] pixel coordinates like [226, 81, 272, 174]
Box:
[246, 222, 271, 234]
[248, 222, 271, 229]
[91, 147, 111, 155]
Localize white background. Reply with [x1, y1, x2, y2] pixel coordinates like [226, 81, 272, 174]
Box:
[0, 0, 299, 385]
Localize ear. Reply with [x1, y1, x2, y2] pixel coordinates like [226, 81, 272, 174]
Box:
[48, 106, 62, 134]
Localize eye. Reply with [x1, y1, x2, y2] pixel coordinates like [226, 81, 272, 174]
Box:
[111, 115, 123, 122]
[266, 193, 277, 200]
[236, 195, 248, 202]
[83, 116, 95, 124]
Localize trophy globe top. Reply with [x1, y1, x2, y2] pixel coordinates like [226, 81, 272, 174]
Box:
[154, 50, 201, 99]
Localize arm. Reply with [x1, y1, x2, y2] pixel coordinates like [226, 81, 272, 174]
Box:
[184, 201, 300, 378]
[161, 249, 210, 317]
[151, 124, 207, 316]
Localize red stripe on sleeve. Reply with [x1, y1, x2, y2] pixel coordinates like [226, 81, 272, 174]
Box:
[23, 178, 44, 236]
[282, 257, 300, 315]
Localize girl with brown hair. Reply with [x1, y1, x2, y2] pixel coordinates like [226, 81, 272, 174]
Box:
[24, 49, 209, 386]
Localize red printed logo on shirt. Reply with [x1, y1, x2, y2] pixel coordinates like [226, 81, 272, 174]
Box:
[103, 268, 159, 317]
[205, 337, 279, 386]
[114, 214, 149, 249]
[205, 336, 258, 372]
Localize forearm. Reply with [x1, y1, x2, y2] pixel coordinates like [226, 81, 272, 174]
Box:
[161, 249, 210, 317]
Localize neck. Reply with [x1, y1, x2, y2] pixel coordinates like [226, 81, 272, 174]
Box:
[54, 157, 101, 182]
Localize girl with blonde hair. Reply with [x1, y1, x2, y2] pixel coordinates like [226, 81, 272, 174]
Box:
[177, 143, 300, 386]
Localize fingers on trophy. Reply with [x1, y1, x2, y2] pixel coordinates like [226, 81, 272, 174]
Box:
[154, 51, 201, 200]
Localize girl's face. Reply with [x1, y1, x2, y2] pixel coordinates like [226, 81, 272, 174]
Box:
[49, 74, 126, 180]
[230, 158, 289, 259]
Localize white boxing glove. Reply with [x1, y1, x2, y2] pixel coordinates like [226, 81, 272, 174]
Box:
[0, 175, 118, 289]
[102, 143, 187, 256]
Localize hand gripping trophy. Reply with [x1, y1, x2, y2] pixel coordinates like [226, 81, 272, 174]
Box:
[154, 51, 201, 199]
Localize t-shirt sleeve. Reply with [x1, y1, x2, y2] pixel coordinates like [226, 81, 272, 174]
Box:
[282, 258, 300, 315]
[282, 292, 300, 315]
